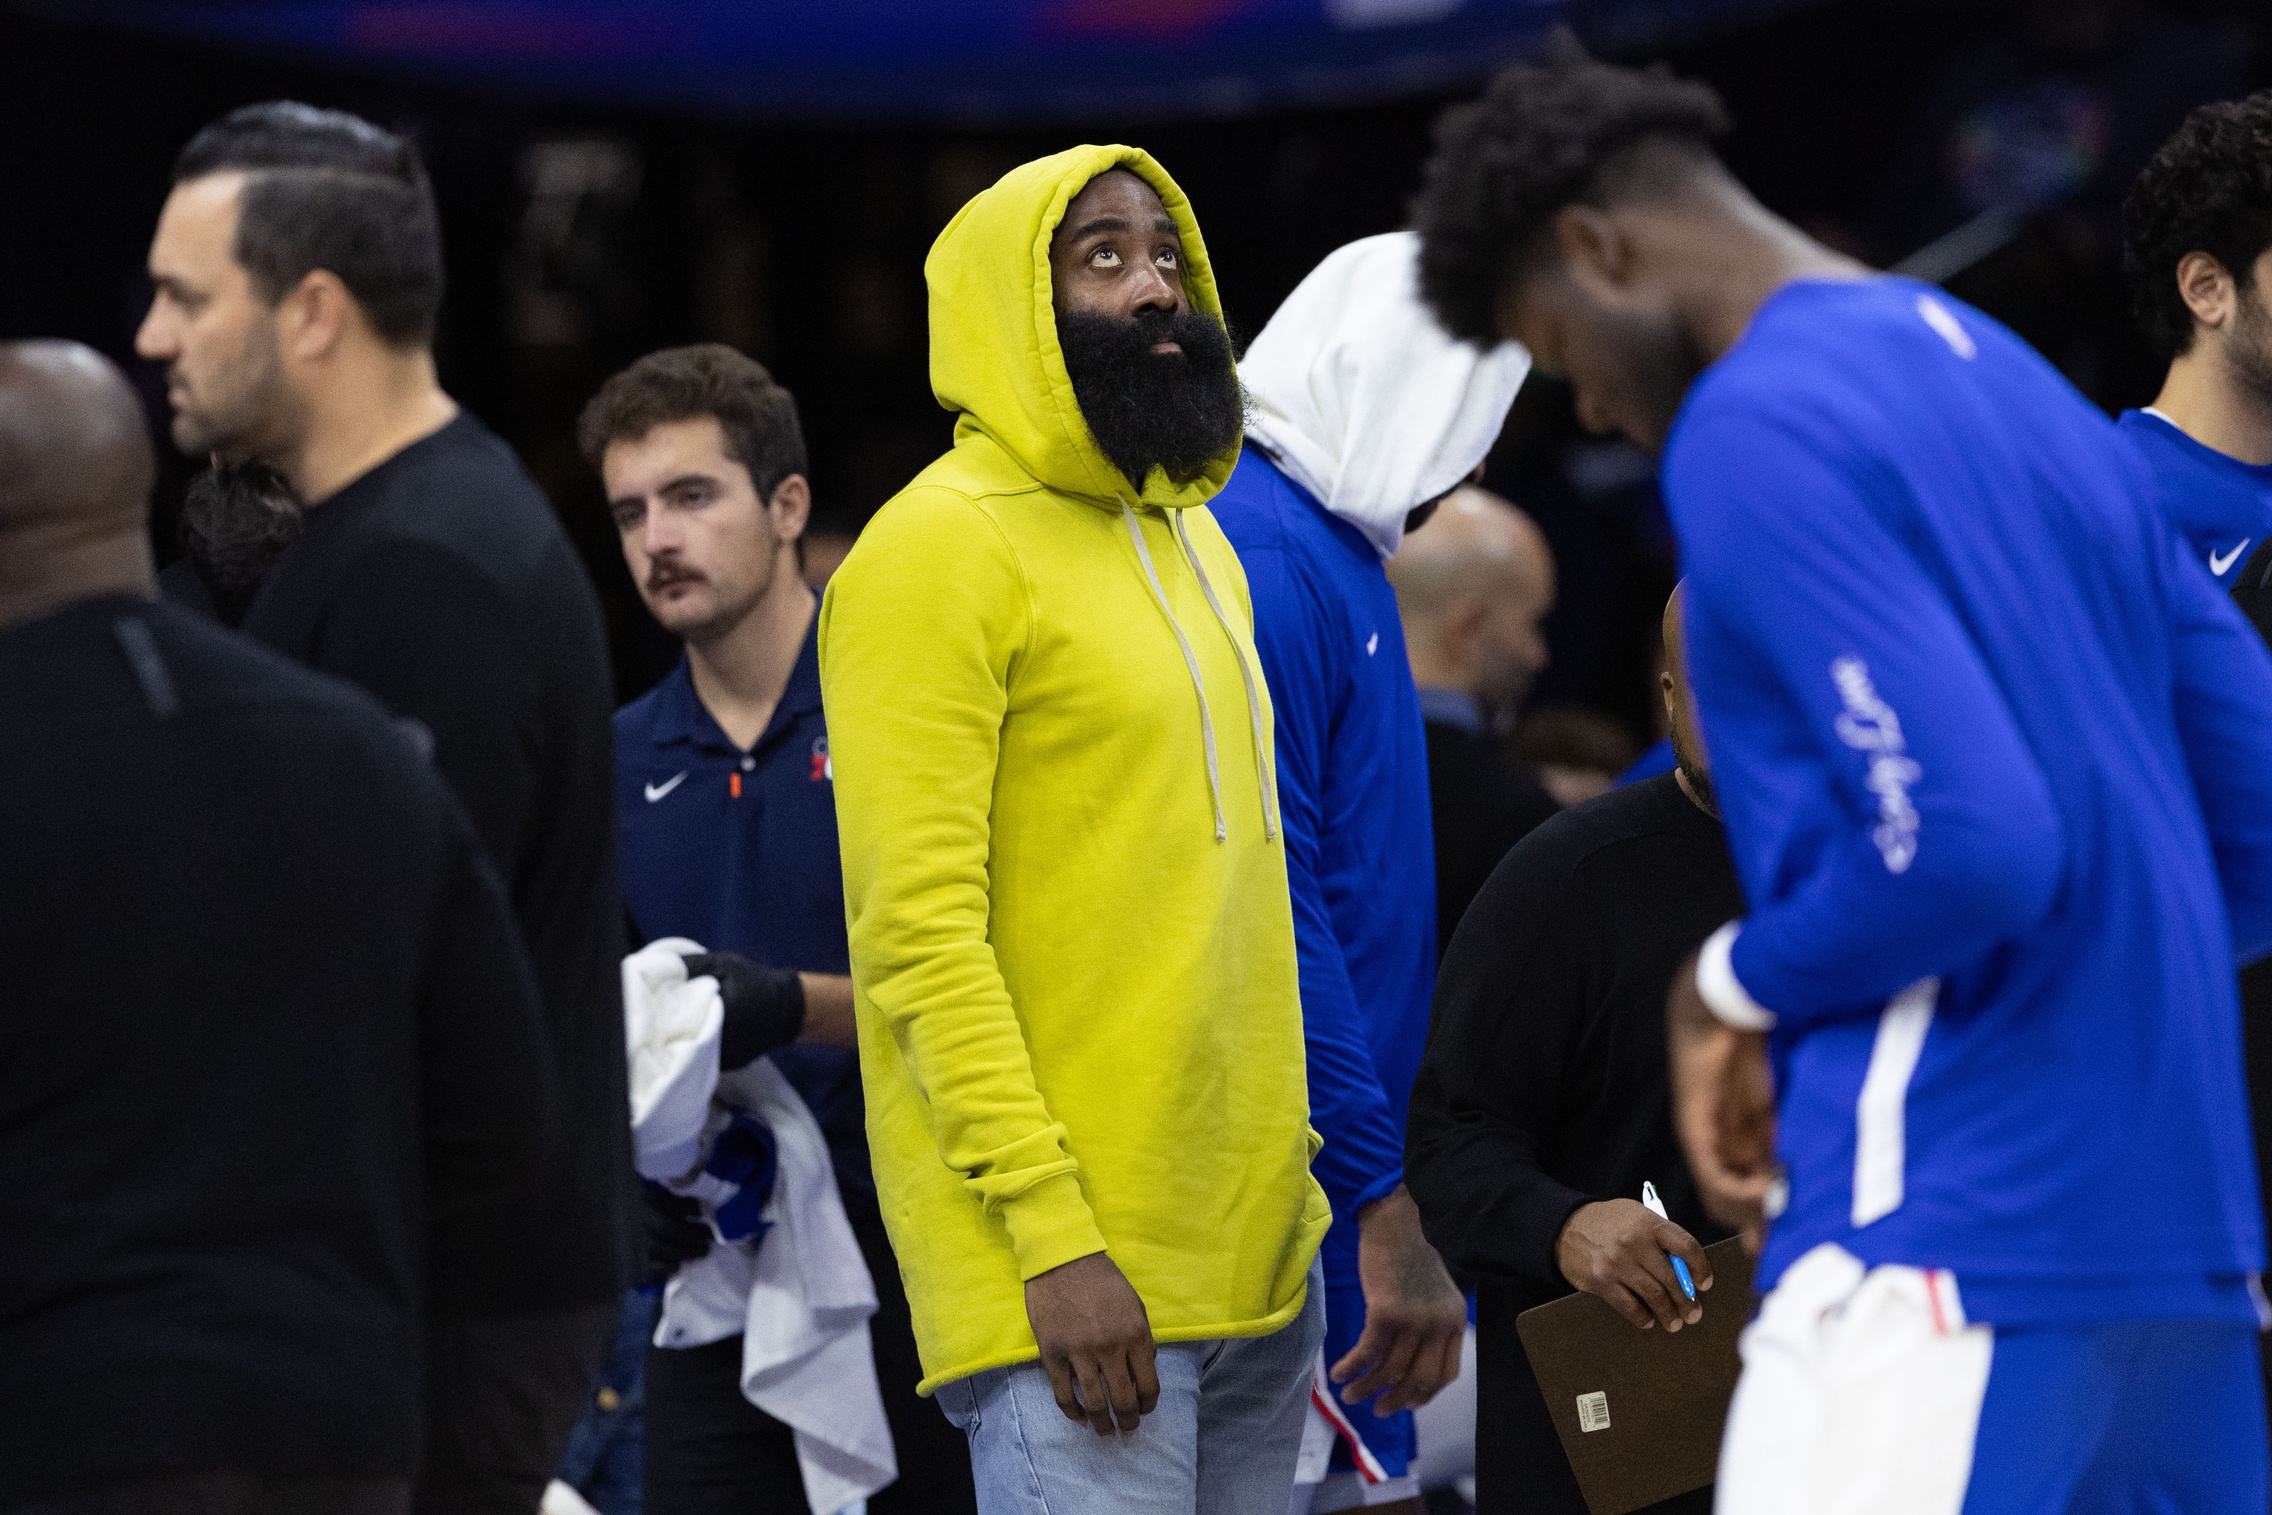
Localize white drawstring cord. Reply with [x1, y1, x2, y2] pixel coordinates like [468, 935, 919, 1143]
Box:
[1171, 510, 1281, 842]
[1122, 500, 1228, 843]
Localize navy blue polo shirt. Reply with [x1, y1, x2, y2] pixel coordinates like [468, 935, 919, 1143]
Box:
[614, 615, 866, 1190]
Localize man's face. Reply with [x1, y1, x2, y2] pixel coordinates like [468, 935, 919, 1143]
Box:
[1049, 169, 1243, 489]
[1499, 259, 1702, 457]
[1472, 557, 1555, 715]
[1661, 591, 1716, 811]
[135, 173, 301, 460]
[604, 415, 790, 644]
[1051, 169, 1190, 328]
[2225, 248, 2272, 412]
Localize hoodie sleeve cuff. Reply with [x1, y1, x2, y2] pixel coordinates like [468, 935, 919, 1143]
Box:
[1001, 1170, 1111, 1282]
[1697, 921, 1777, 1031]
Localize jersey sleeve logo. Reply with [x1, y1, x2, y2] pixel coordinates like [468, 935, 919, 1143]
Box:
[1915, 295, 1978, 361]
[2210, 539, 2252, 578]
[1831, 657, 1921, 874]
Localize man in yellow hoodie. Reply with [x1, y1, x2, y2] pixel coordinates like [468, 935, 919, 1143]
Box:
[818, 147, 1333, 1513]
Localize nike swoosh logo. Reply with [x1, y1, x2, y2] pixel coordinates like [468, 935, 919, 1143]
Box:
[2211, 539, 2252, 576]
[1365, 632, 1379, 656]
[644, 771, 688, 803]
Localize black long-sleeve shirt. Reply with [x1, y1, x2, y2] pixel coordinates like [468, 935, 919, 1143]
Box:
[0, 598, 553, 1502]
[240, 412, 629, 1315]
[1408, 771, 1742, 1515]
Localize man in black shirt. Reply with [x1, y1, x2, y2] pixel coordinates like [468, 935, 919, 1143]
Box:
[134, 103, 628, 1512]
[0, 341, 552, 1514]
[1407, 585, 1737, 1515]
[1389, 485, 1562, 953]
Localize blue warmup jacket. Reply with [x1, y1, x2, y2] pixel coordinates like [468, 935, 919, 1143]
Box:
[2119, 407, 2272, 588]
[1668, 277, 2272, 1325]
[1211, 448, 1437, 1237]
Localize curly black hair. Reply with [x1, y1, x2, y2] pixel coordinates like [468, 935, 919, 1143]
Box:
[2122, 92, 2272, 363]
[1412, 43, 1730, 346]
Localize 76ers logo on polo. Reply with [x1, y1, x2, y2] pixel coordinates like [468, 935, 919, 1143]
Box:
[810, 737, 832, 783]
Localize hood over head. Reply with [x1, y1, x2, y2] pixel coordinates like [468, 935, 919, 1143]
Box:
[926, 144, 1239, 512]
[1240, 231, 1531, 559]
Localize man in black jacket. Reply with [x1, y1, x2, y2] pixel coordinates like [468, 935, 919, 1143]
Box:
[0, 340, 552, 1514]
[1406, 585, 1735, 1515]
[134, 103, 629, 1512]
[1389, 485, 1562, 954]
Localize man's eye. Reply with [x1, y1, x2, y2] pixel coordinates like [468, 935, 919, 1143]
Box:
[1091, 248, 1121, 268]
[1157, 249, 1179, 268]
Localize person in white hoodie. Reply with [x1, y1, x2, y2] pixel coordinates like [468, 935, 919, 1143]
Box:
[1207, 231, 1530, 1513]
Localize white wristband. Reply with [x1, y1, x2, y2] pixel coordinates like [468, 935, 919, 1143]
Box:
[1695, 920, 1777, 1031]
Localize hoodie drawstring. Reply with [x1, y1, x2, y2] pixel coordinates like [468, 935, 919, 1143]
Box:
[1171, 509, 1280, 843]
[1119, 500, 1280, 845]
[1122, 502, 1227, 842]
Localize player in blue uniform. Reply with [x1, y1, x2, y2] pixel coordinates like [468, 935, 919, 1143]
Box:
[578, 345, 971, 1515]
[1415, 50, 2272, 1513]
[2117, 91, 2272, 589]
[1211, 232, 1528, 1512]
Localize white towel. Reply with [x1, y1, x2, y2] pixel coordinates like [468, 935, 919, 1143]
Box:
[623, 938, 722, 1182]
[622, 939, 897, 1514]
[1239, 230, 1532, 561]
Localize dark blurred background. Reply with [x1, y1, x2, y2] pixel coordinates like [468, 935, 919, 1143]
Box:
[4, 0, 2266, 742]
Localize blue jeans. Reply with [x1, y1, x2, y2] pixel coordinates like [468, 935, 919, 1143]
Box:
[935, 1260, 1325, 1515]
[553, 1290, 659, 1515]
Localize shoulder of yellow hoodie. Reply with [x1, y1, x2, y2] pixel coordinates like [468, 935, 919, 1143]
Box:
[924, 143, 1241, 514]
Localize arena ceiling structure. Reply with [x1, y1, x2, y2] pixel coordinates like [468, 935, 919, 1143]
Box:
[40, 0, 1806, 119]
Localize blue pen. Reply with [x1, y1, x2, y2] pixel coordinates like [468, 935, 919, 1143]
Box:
[1640, 1181, 1697, 1303]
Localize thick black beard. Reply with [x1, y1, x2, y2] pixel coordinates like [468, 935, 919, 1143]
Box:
[179, 459, 304, 624]
[1058, 307, 1244, 489]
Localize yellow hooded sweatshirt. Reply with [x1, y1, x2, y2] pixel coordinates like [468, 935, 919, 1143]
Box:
[818, 145, 1331, 1395]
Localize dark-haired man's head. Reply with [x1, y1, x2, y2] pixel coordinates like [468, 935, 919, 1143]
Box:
[1415, 49, 1831, 455]
[179, 459, 303, 621]
[0, 341, 157, 629]
[580, 344, 811, 645]
[2123, 92, 2272, 422]
[135, 103, 442, 463]
[1049, 169, 1243, 490]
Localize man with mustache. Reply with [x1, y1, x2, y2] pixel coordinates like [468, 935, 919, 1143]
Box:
[578, 342, 972, 1515]
[819, 150, 1330, 1513]
[133, 101, 628, 1514]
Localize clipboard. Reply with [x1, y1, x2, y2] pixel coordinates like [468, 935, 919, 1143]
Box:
[1515, 1237, 1756, 1515]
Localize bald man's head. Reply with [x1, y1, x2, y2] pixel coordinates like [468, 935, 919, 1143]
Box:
[0, 342, 157, 628]
[1659, 580, 1715, 813]
[0, 341, 155, 538]
[1389, 484, 1555, 717]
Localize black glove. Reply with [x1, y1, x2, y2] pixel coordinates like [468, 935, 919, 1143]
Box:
[638, 1182, 712, 1289]
[681, 951, 807, 1070]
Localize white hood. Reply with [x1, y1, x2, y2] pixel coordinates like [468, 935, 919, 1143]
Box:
[1239, 231, 1532, 560]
